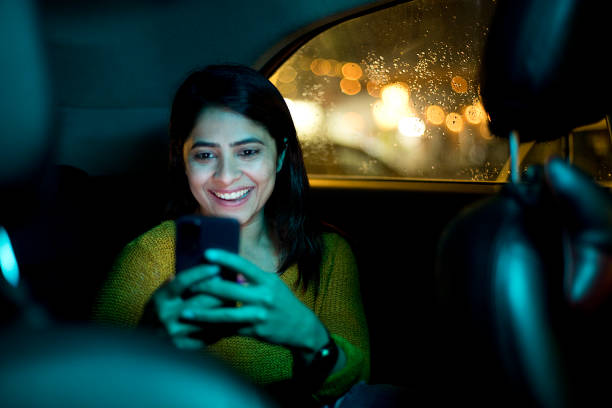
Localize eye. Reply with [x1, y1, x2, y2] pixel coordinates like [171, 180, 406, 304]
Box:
[238, 148, 259, 158]
[194, 151, 216, 161]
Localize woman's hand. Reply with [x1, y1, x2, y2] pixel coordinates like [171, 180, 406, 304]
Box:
[148, 263, 228, 350]
[179, 249, 330, 354]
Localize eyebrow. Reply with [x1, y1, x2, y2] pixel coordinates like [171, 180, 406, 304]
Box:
[190, 137, 265, 150]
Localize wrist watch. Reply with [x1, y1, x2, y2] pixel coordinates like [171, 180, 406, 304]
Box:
[293, 332, 339, 391]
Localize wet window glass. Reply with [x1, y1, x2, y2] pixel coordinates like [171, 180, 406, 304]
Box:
[569, 120, 612, 186]
[269, 0, 612, 184]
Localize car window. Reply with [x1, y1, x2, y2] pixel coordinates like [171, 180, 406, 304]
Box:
[268, 0, 612, 186]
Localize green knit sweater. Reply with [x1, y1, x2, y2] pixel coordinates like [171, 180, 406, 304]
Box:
[93, 220, 370, 400]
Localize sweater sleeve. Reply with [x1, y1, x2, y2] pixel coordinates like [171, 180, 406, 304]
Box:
[313, 233, 370, 401]
[92, 221, 176, 326]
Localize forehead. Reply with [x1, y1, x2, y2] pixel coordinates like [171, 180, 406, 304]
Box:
[187, 107, 274, 145]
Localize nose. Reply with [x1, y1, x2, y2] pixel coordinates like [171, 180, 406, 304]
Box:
[213, 156, 241, 185]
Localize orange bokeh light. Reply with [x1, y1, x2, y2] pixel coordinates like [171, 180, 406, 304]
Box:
[277, 66, 297, 83]
[451, 76, 468, 93]
[341, 62, 363, 80]
[340, 78, 362, 95]
[464, 103, 485, 125]
[426, 105, 445, 125]
[310, 58, 332, 76]
[446, 112, 464, 132]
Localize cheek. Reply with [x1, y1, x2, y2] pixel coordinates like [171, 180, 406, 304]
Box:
[186, 165, 213, 189]
[248, 160, 277, 187]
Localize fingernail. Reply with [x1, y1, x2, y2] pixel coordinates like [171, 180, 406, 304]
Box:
[204, 249, 220, 260]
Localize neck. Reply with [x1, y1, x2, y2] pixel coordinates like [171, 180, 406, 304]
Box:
[240, 213, 268, 249]
[239, 213, 279, 272]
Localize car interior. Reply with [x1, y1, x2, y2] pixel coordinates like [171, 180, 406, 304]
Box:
[2, 0, 611, 406]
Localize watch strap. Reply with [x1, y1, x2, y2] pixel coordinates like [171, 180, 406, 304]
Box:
[293, 331, 339, 391]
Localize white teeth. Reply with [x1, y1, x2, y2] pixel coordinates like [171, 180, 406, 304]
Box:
[213, 188, 250, 200]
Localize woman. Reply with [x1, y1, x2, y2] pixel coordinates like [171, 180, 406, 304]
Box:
[94, 65, 370, 406]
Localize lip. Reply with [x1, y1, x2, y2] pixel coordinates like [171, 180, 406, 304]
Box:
[208, 187, 253, 207]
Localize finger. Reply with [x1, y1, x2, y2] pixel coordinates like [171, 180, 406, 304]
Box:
[184, 292, 227, 310]
[545, 158, 612, 230]
[166, 318, 202, 338]
[204, 249, 268, 284]
[166, 264, 220, 297]
[180, 305, 267, 324]
[181, 275, 223, 299]
[156, 292, 224, 325]
[190, 278, 268, 305]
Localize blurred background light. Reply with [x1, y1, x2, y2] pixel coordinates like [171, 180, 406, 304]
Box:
[330, 59, 344, 77]
[277, 65, 297, 83]
[398, 116, 426, 139]
[381, 82, 410, 108]
[367, 80, 382, 98]
[285, 98, 324, 139]
[446, 112, 464, 132]
[372, 99, 412, 130]
[340, 78, 362, 95]
[451, 75, 468, 93]
[464, 103, 485, 125]
[310, 58, 331, 76]
[341, 62, 363, 80]
[426, 105, 445, 125]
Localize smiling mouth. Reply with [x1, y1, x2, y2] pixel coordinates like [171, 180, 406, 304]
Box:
[212, 188, 251, 201]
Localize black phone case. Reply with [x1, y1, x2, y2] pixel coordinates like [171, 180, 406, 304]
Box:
[175, 215, 240, 281]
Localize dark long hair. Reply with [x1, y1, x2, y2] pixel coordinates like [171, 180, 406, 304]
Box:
[166, 64, 322, 290]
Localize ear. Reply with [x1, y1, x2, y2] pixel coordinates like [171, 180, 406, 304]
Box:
[276, 147, 286, 173]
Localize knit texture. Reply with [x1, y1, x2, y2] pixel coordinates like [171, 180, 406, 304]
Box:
[93, 220, 370, 400]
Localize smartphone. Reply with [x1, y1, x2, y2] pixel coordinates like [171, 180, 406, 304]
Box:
[175, 215, 240, 281]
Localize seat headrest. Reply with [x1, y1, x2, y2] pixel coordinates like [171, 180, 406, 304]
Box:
[481, 0, 611, 141]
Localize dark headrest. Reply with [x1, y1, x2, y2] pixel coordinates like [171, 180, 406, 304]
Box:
[481, 0, 611, 141]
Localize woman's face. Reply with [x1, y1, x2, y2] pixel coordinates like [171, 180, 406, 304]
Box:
[182, 107, 279, 228]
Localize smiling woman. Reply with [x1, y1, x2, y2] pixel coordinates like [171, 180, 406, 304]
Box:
[93, 64, 374, 407]
[182, 108, 279, 228]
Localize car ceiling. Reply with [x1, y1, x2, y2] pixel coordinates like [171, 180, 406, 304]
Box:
[31, 0, 387, 175]
[39, 0, 385, 108]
